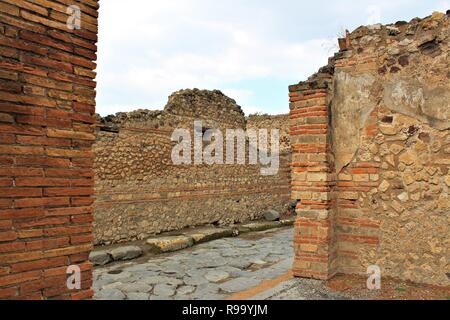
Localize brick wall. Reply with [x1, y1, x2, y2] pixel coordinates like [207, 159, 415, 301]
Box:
[289, 81, 338, 280]
[290, 12, 450, 286]
[0, 0, 99, 300]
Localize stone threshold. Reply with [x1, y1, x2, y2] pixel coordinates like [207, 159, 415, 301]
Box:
[90, 217, 296, 267]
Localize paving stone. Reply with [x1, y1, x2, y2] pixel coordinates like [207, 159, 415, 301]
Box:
[94, 227, 295, 301]
[229, 259, 253, 270]
[192, 283, 220, 297]
[140, 263, 164, 272]
[219, 277, 262, 293]
[94, 277, 118, 289]
[110, 246, 143, 261]
[126, 292, 150, 300]
[221, 248, 242, 257]
[146, 236, 194, 253]
[228, 240, 254, 248]
[265, 255, 284, 263]
[159, 263, 186, 278]
[89, 250, 112, 266]
[161, 269, 186, 278]
[149, 295, 173, 300]
[153, 284, 176, 297]
[95, 289, 126, 300]
[185, 269, 208, 278]
[177, 285, 196, 295]
[142, 276, 183, 286]
[130, 271, 161, 279]
[205, 239, 232, 249]
[195, 257, 228, 268]
[183, 227, 234, 244]
[173, 295, 193, 300]
[119, 283, 152, 293]
[102, 270, 133, 282]
[204, 270, 230, 283]
[190, 248, 210, 255]
[101, 282, 124, 291]
[215, 266, 248, 277]
[183, 275, 209, 286]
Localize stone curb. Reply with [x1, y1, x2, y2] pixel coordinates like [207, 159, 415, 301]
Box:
[90, 218, 295, 267]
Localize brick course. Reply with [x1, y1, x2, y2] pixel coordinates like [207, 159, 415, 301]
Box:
[0, 0, 98, 299]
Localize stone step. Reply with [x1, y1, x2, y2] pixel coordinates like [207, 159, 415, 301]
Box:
[238, 218, 295, 233]
[146, 235, 194, 253]
[182, 227, 235, 244]
[89, 245, 143, 266]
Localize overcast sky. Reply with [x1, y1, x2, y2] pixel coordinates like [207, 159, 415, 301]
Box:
[96, 0, 449, 116]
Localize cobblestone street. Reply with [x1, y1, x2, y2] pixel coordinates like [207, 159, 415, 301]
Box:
[93, 228, 294, 300]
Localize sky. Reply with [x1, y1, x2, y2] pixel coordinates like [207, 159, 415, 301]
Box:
[96, 0, 449, 116]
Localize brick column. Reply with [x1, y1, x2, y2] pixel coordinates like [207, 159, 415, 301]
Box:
[0, 0, 99, 299]
[289, 81, 337, 280]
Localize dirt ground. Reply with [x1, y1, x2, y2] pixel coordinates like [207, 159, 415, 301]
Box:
[326, 274, 450, 300]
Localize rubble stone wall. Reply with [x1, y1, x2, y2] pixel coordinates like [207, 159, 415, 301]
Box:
[290, 12, 450, 286]
[94, 89, 291, 245]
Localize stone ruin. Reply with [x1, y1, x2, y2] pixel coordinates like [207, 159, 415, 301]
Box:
[93, 88, 292, 245]
[0, 0, 448, 300]
[290, 11, 449, 286]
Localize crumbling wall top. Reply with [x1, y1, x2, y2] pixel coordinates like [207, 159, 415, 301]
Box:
[289, 10, 450, 93]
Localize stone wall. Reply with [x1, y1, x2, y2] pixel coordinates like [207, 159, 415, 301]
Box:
[94, 89, 291, 245]
[0, 0, 99, 299]
[290, 12, 449, 286]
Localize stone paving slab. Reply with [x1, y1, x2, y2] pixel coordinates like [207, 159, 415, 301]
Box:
[94, 227, 294, 300]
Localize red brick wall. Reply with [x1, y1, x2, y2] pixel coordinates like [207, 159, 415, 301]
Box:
[0, 0, 99, 300]
[289, 82, 338, 280]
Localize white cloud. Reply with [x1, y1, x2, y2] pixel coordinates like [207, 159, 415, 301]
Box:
[96, 0, 444, 116]
[96, 0, 334, 116]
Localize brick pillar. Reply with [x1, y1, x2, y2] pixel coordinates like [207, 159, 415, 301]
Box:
[289, 81, 337, 280]
[0, 0, 99, 299]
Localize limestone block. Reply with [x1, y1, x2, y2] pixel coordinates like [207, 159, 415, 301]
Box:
[237, 221, 281, 233]
[146, 236, 194, 253]
[399, 152, 415, 165]
[390, 144, 405, 155]
[380, 125, 398, 135]
[445, 176, 450, 187]
[183, 228, 234, 244]
[89, 250, 112, 266]
[264, 210, 281, 221]
[379, 180, 391, 192]
[110, 246, 143, 261]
